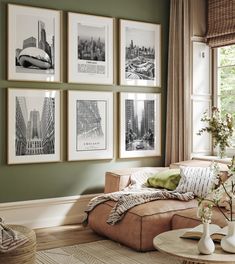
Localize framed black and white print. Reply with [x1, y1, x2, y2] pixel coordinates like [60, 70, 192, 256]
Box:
[119, 92, 161, 158]
[68, 13, 113, 85]
[68, 91, 113, 161]
[8, 4, 61, 82]
[8, 88, 61, 164]
[120, 19, 161, 87]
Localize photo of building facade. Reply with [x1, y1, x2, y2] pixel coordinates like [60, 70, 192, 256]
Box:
[15, 96, 55, 156]
[15, 97, 27, 155]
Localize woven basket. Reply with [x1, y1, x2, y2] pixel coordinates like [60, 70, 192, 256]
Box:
[0, 225, 36, 264]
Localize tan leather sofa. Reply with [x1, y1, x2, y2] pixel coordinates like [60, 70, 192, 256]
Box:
[88, 161, 228, 251]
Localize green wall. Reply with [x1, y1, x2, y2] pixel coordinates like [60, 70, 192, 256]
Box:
[0, 0, 170, 203]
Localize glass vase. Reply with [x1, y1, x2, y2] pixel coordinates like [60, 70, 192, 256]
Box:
[198, 222, 215, 255]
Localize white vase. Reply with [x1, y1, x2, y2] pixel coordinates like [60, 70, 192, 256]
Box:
[221, 221, 235, 253]
[198, 223, 215, 255]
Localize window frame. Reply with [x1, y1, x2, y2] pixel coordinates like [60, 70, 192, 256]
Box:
[213, 47, 235, 157]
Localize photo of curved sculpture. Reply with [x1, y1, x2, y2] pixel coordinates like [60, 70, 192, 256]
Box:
[120, 19, 161, 87]
[120, 92, 161, 158]
[8, 4, 61, 82]
[15, 13, 55, 73]
[8, 88, 61, 164]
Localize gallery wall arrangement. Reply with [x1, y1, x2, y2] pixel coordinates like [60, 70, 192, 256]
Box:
[6, 3, 162, 164]
[0, 0, 170, 203]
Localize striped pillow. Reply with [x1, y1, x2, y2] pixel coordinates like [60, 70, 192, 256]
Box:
[175, 166, 216, 197]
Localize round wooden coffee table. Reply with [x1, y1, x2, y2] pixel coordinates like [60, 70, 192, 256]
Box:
[153, 229, 235, 264]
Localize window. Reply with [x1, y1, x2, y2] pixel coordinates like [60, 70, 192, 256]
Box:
[216, 45, 235, 150]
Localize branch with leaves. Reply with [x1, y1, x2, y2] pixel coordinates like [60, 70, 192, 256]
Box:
[197, 107, 233, 154]
[198, 157, 235, 222]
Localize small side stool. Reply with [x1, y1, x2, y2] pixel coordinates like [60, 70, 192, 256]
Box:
[0, 225, 36, 264]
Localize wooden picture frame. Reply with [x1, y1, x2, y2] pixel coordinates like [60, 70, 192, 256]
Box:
[119, 92, 161, 158]
[68, 90, 113, 161]
[68, 12, 113, 85]
[8, 88, 61, 164]
[119, 19, 161, 87]
[8, 4, 62, 82]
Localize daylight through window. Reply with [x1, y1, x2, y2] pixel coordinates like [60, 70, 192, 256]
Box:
[217, 45, 235, 148]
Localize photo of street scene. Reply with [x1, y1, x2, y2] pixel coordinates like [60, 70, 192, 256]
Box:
[15, 14, 55, 74]
[125, 99, 155, 151]
[125, 27, 155, 80]
[15, 95, 55, 156]
[77, 24, 105, 61]
[76, 100, 106, 151]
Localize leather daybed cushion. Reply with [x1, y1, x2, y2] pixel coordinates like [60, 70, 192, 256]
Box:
[88, 162, 228, 252]
[88, 198, 197, 251]
[88, 167, 197, 252]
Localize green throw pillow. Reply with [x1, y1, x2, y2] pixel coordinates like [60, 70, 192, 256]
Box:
[147, 169, 181, 190]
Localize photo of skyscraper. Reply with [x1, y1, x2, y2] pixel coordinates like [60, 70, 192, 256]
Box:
[15, 14, 55, 73]
[125, 99, 155, 151]
[77, 24, 105, 62]
[15, 95, 55, 156]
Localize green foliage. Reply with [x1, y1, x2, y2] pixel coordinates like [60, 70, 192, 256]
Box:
[218, 45, 235, 67]
[218, 45, 235, 146]
[197, 107, 234, 151]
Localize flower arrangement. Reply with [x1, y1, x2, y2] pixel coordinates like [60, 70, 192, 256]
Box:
[198, 203, 213, 223]
[197, 106, 233, 158]
[198, 157, 235, 223]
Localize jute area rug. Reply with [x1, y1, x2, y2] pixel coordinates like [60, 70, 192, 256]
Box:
[36, 240, 182, 264]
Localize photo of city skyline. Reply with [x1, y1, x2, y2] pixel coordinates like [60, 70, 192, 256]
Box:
[15, 95, 55, 156]
[76, 100, 106, 151]
[125, 99, 155, 151]
[15, 14, 55, 74]
[77, 24, 105, 62]
[125, 27, 155, 81]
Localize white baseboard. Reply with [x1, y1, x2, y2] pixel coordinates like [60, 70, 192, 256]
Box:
[0, 194, 100, 229]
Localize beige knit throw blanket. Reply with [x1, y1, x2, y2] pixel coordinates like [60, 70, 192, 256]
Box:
[85, 189, 194, 225]
[0, 219, 28, 253]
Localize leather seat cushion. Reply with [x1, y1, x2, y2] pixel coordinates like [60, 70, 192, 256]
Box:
[88, 199, 197, 251]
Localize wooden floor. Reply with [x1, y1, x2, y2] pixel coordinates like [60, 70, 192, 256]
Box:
[35, 224, 105, 251]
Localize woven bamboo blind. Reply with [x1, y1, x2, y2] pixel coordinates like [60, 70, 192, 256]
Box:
[207, 0, 235, 48]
